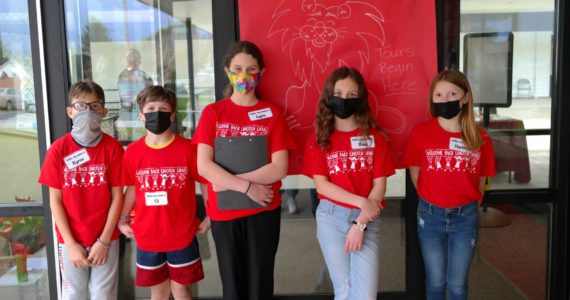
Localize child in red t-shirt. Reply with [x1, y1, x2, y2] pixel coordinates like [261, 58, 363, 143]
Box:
[39, 81, 123, 300]
[404, 69, 496, 300]
[302, 67, 395, 299]
[193, 41, 294, 299]
[119, 86, 208, 299]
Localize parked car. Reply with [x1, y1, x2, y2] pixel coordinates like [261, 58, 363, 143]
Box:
[0, 88, 22, 111]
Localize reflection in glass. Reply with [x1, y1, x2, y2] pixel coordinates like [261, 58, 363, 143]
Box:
[64, 0, 216, 298]
[459, 1, 554, 189]
[65, 0, 215, 143]
[116, 48, 153, 141]
[194, 191, 406, 297]
[470, 203, 549, 299]
[0, 216, 49, 298]
[0, 1, 42, 203]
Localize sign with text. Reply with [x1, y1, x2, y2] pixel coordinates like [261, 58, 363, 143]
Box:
[239, 0, 437, 172]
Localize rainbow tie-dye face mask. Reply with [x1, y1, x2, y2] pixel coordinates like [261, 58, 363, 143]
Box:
[228, 71, 261, 94]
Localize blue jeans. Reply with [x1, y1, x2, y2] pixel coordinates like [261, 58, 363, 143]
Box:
[417, 198, 479, 300]
[316, 200, 380, 300]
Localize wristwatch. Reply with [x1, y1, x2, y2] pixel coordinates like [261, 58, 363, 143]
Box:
[119, 215, 131, 224]
[352, 220, 367, 231]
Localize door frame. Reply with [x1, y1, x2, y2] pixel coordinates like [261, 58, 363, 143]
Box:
[31, 0, 570, 298]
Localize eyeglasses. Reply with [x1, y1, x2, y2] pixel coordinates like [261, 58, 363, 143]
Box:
[69, 101, 104, 111]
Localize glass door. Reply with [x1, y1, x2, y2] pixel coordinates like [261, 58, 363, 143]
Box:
[0, 1, 52, 299]
[64, 0, 215, 298]
[458, 1, 555, 299]
[65, 0, 215, 143]
[58, 0, 568, 299]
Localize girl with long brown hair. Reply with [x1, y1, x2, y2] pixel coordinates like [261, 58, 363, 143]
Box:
[303, 67, 395, 299]
[404, 69, 496, 300]
[193, 41, 295, 299]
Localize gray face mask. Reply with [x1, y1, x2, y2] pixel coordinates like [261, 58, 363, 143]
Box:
[71, 109, 103, 147]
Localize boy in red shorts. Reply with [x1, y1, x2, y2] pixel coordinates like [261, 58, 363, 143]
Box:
[119, 86, 209, 299]
[39, 81, 123, 300]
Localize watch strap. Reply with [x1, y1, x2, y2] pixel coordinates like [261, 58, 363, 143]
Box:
[352, 220, 367, 231]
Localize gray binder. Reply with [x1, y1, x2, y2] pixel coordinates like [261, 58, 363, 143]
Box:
[214, 135, 268, 210]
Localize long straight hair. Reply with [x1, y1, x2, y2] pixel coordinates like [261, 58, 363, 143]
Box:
[315, 67, 382, 150]
[428, 69, 483, 151]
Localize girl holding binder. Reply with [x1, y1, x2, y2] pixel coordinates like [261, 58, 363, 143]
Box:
[404, 69, 495, 300]
[303, 67, 395, 299]
[193, 41, 294, 299]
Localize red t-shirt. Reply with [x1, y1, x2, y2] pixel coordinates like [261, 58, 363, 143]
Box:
[404, 118, 496, 207]
[122, 135, 203, 252]
[38, 133, 123, 246]
[303, 129, 395, 209]
[192, 99, 295, 221]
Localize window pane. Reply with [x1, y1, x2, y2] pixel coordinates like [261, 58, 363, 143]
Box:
[65, 0, 215, 143]
[64, 0, 215, 298]
[271, 178, 406, 295]
[189, 188, 407, 297]
[470, 203, 549, 299]
[274, 199, 408, 294]
[459, 1, 554, 189]
[0, 216, 49, 298]
[0, 2, 42, 204]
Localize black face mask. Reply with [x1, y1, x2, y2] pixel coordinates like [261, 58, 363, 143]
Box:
[433, 100, 461, 119]
[327, 96, 361, 119]
[144, 111, 172, 134]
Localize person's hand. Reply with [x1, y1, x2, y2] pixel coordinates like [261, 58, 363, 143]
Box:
[212, 184, 228, 192]
[376, 199, 386, 211]
[118, 222, 134, 239]
[377, 200, 385, 209]
[286, 115, 302, 130]
[359, 198, 380, 221]
[344, 226, 364, 253]
[246, 183, 274, 207]
[87, 240, 109, 266]
[67, 242, 89, 268]
[197, 217, 211, 234]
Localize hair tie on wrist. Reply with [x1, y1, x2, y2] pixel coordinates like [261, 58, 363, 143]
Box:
[245, 182, 252, 194]
[97, 238, 110, 249]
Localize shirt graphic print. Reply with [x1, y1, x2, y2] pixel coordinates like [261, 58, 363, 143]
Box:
[63, 164, 107, 188]
[135, 167, 188, 191]
[326, 149, 374, 175]
[424, 148, 480, 174]
[216, 122, 269, 137]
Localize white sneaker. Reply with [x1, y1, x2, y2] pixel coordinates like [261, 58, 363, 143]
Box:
[287, 197, 299, 214]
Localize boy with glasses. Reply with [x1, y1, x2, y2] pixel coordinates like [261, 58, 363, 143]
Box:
[39, 81, 123, 300]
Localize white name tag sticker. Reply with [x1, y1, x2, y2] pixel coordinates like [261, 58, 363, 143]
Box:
[63, 148, 90, 169]
[248, 108, 273, 121]
[145, 191, 168, 206]
[449, 137, 467, 152]
[351, 136, 375, 149]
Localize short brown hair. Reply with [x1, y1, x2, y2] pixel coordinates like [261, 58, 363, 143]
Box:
[136, 85, 177, 112]
[68, 80, 105, 105]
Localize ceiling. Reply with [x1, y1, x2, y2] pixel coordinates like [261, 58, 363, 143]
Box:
[461, 0, 555, 14]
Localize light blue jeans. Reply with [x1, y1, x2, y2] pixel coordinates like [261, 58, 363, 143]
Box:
[417, 198, 479, 300]
[316, 199, 380, 300]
